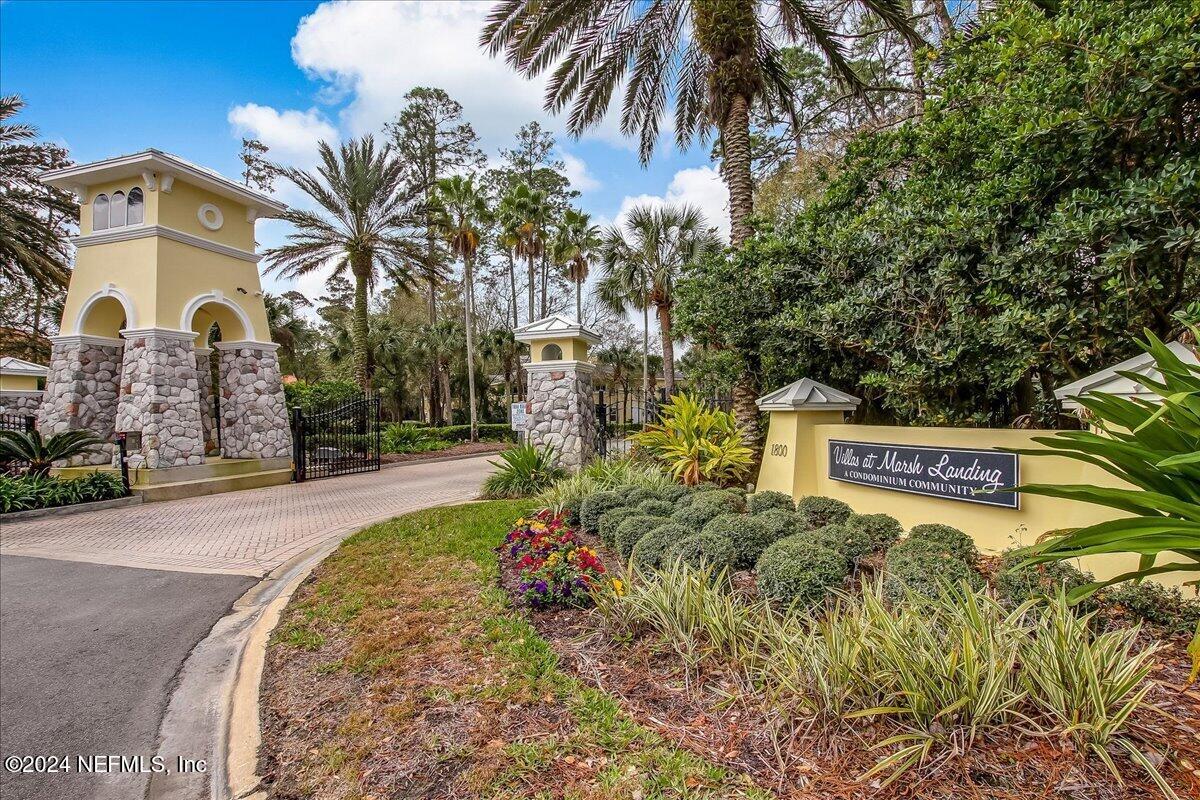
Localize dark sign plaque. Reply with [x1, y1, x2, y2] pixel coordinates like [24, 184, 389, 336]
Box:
[828, 439, 1019, 509]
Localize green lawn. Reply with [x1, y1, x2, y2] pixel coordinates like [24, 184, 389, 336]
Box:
[259, 500, 770, 799]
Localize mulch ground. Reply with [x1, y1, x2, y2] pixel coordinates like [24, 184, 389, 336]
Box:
[501, 531, 1200, 800]
[380, 441, 507, 465]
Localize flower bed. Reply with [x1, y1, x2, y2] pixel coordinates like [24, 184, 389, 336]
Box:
[502, 510, 610, 608]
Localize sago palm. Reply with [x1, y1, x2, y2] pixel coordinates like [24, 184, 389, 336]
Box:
[554, 208, 601, 322]
[265, 137, 421, 388]
[432, 175, 491, 442]
[481, 0, 921, 438]
[0, 429, 105, 476]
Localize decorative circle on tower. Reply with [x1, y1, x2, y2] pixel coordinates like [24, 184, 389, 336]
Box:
[197, 203, 224, 231]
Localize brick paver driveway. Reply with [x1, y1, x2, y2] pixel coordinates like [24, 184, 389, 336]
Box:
[0, 455, 496, 576]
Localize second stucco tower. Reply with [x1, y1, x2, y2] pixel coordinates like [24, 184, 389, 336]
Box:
[514, 315, 600, 471]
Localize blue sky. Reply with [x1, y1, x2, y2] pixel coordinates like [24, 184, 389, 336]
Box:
[1, 1, 727, 299]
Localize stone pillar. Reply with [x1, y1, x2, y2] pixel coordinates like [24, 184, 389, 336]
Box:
[38, 335, 124, 465]
[216, 342, 291, 460]
[525, 362, 596, 470]
[0, 391, 44, 418]
[195, 347, 219, 456]
[115, 330, 206, 468]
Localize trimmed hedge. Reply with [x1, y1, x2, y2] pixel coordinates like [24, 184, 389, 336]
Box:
[994, 550, 1093, 608]
[883, 538, 982, 601]
[757, 508, 799, 542]
[623, 487, 659, 506]
[795, 495, 853, 530]
[580, 491, 624, 535]
[635, 499, 676, 517]
[665, 531, 737, 573]
[426, 423, 516, 443]
[702, 513, 778, 569]
[599, 506, 638, 546]
[657, 484, 690, 503]
[755, 536, 849, 608]
[614, 514, 672, 558]
[631, 523, 694, 570]
[906, 523, 978, 563]
[1105, 582, 1200, 635]
[806, 514, 903, 564]
[672, 499, 730, 532]
[747, 490, 794, 515]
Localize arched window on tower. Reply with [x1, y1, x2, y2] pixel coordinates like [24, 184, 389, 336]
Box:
[109, 191, 127, 228]
[541, 343, 563, 361]
[93, 194, 110, 231]
[127, 187, 144, 225]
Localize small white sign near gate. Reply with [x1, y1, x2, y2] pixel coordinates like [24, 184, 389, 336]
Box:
[510, 401, 529, 431]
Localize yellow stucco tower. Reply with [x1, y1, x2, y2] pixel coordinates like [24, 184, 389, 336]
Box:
[39, 150, 290, 468]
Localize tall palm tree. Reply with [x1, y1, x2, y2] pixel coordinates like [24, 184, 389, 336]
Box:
[1, 95, 77, 289]
[432, 175, 490, 442]
[554, 208, 601, 322]
[265, 137, 420, 388]
[498, 183, 548, 323]
[481, 0, 921, 437]
[421, 318, 463, 425]
[598, 204, 720, 397]
[481, 327, 524, 412]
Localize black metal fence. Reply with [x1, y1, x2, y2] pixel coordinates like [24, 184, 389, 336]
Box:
[0, 413, 36, 433]
[291, 393, 381, 482]
[593, 389, 732, 458]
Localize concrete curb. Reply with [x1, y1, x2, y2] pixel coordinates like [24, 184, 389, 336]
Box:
[380, 445, 508, 470]
[143, 493, 482, 800]
[0, 493, 142, 522]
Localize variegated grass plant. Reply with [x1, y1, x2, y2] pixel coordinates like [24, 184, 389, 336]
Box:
[534, 455, 674, 517]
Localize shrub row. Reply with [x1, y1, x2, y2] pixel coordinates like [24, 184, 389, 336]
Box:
[0, 471, 127, 513]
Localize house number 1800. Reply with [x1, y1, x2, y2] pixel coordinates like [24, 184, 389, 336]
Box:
[770, 443, 788, 457]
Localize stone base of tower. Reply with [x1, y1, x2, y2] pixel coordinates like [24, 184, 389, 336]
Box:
[0, 390, 44, 418]
[38, 335, 124, 466]
[524, 361, 596, 471]
[116, 330, 206, 468]
[216, 342, 292, 460]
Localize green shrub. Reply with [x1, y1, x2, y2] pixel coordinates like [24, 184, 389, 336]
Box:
[623, 487, 658, 506]
[598, 506, 638, 546]
[755, 536, 849, 608]
[757, 508, 798, 542]
[795, 495, 853, 530]
[747, 490, 794, 515]
[702, 513, 778, 569]
[884, 538, 983, 601]
[808, 513, 903, 564]
[631, 393, 753, 487]
[907, 523, 979, 564]
[635, 499, 675, 517]
[0, 471, 126, 513]
[1105, 582, 1200, 635]
[995, 549, 1093, 608]
[381, 423, 453, 454]
[283, 379, 361, 411]
[630, 523, 694, 570]
[800, 523, 855, 566]
[427, 423, 517, 443]
[579, 491, 623, 535]
[481, 444, 566, 499]
[672, 498, 729, 531]
[615, 514, 672, 559]
[665, 531, 737, 573]
[656, 484, 690, 502]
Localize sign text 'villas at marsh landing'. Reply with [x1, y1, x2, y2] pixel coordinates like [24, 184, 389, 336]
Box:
[828, 440, 1020, 509]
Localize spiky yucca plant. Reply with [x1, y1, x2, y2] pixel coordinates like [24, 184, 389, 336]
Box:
[0, 429, 105, 476]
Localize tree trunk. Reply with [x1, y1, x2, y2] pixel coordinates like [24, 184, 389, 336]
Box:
[427, 266, 440, 424]
[539, 252, 548, 318]
[908, 1, 925, 115]
[507, 251, 519, 328]
[575, 275, 583, 322]
[657, 303, 675, 397]
[720, 91, 761, 451]
[527, 251, 536, 323]
[440, 366, 452, 426]
[464, 253, 479, 443]
[351, 255, 371, 389]
[929, 0, 954, 38]
[641, 302, 650, 398]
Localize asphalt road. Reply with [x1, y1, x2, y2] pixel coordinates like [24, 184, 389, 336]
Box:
[0, 555, 255, 800]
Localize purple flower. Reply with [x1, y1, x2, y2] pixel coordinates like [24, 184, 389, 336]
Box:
[534, 579, 548, 593]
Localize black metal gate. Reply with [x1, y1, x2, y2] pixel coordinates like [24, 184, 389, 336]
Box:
[595, 389, 666, 459]
[291, 393, 381, 481]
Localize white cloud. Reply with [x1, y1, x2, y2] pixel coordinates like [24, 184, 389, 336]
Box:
[613, 166, 730, 241]
[227, 103, 337, 169]
[285, 0, 633, 154]
[560, 150, 601, 193]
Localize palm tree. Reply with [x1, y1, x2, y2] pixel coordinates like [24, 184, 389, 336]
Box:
[481, 327, 524, 411]
[0, 429, 105, 476]
[0, 95, 77, 289]
[598, 204, 720, 397]
[481, 0, 922, 437]
[553, 208, 601, 321]
[432, 175, 490, 442]
[422, 318, 463, 424]
[498, 183, 548, 323]
[265, 137, 420, 388]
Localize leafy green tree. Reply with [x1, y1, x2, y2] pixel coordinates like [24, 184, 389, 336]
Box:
[481, 0, 921, 440]
[432, 175, 491, 442]
[0, 95, 77, 290]
[678, 0, 1200, 427]
[553, 208, 601, 322]
[598, 204, 721, 397]
[265, 137, 420, 388]
[497, 183, 548, 324]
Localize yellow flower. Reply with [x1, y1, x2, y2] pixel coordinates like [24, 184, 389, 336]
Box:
[530, 522, 547, 532]
[611, 578, 625, 597]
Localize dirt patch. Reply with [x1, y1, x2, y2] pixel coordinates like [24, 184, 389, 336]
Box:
[381, 441, 508, 465]
[500, 531, 1200, 800]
